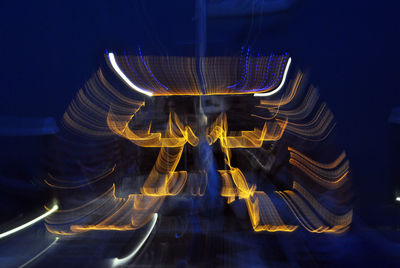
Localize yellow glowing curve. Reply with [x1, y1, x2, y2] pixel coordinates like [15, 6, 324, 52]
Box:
[108, 52, 153, 97]
[209, 114, 295, 232]
[288, 147, 346, 169]
[111, 213, 158, 267]
[0, 204, 59, 239]
[207, 113, 287, 150]
[48, 121, 186, 234]
[254, 57, 292, 97]
[108, 112, 199, 148]
[19, 237, 59, 268]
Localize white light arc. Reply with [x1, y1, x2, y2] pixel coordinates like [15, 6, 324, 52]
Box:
[0, 204, 59, 239]
[112, 213, 158, 267]
[108, 52, 153, 97]
[254, 57, 292, 97]
[19, 237, 59, 268]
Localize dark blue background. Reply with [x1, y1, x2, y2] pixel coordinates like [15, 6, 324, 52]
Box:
[0, 0, 399, 265]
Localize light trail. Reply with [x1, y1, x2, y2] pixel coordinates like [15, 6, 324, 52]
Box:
[0, 204, 59, 239]
[107, 52, 154, 97]
[254, 57, 292, 97]
[396, 196, 400, 202]
[19, 237, 59, 268]
[111, 213, 158, 267]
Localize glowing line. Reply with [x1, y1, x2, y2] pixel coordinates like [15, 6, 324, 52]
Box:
[0, 204, 59, 239]
[19, 237, 59, 268]
[112, 213, 158, 267]
[254, 57, 292, 97]
[107, 52, 153, 97]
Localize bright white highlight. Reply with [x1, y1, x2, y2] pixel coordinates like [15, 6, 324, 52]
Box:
[19, 237, 59, 268]
[108, 52, 153, 97]
[254, 57, 292, 97]
[0, 204, 59, 239]
[396, 196, 400, 202]
[112, 213, 158, 267]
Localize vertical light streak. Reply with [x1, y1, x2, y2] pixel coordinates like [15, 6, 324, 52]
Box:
[18, 237, 59, 268]
[254, 57, 292, 97]
[107, 52, 153, 97]
[0, 204, 59, 239]
[111, 213, 158, 267]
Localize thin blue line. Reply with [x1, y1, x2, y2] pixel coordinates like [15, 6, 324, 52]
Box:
[138, 47, 169, 91]
[123, 51, 155, 91]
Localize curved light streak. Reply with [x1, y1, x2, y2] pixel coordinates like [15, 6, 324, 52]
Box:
[19, 237, 59, 268]
[0, 204, 59, 239]
[254, 57, 292, 97]
[111, 213, 158, 267]
[107, 52, 153, 97]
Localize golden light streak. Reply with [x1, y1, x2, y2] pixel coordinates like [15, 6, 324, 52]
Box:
[209, 112, 295, 232]
[218, 169, 297, 232]
[246, 191, 298, 232]
[108, 112, 199, 148]
[276, 186, 351, 234]
[288, 147, 350, 189]
[49, 50, 352, 236]
[207, 113, 287, 149]
[46, 116, 188, 234]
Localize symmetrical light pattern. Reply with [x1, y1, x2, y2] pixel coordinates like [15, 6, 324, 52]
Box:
[44, 49, 352, 236]
[106, 51, 290, 96]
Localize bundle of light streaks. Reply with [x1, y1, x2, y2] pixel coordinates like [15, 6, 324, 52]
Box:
[288, 147, 350, 190]
[251, 71, 336, 141]
[276, 182, 352, 233]
[107, 51, 290, 96]
[107, 112, 199, 148]
[208, 113, 297, 232]
[46, 50, 352, 235]
[46, 121, 196, 234]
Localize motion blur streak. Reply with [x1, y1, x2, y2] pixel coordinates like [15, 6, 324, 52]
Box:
[288, 147, 350, 189]
[44, 164, 116, 189]
[276, 185, 352, 233]
[108, 112, 199, 147]
[62, 69, 145, 137]
[107, 52, 153, 97]
[18, 237, 59, 268]
[109, 52, 289, 95]
[247, 191, 298, 232]
[0, 204, 59, 239]
[254, 57, 291, 97]
[46, 118, 188, 233]
[207, 113, 287, 148]
[46, 50, 352, 236]
[111, 213, 158, 267]
[210, 113, 295, 231]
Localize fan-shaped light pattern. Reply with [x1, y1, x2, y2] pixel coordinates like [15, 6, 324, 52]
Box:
[46, 50, 352, 235]
[107, 52, 290, 96]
